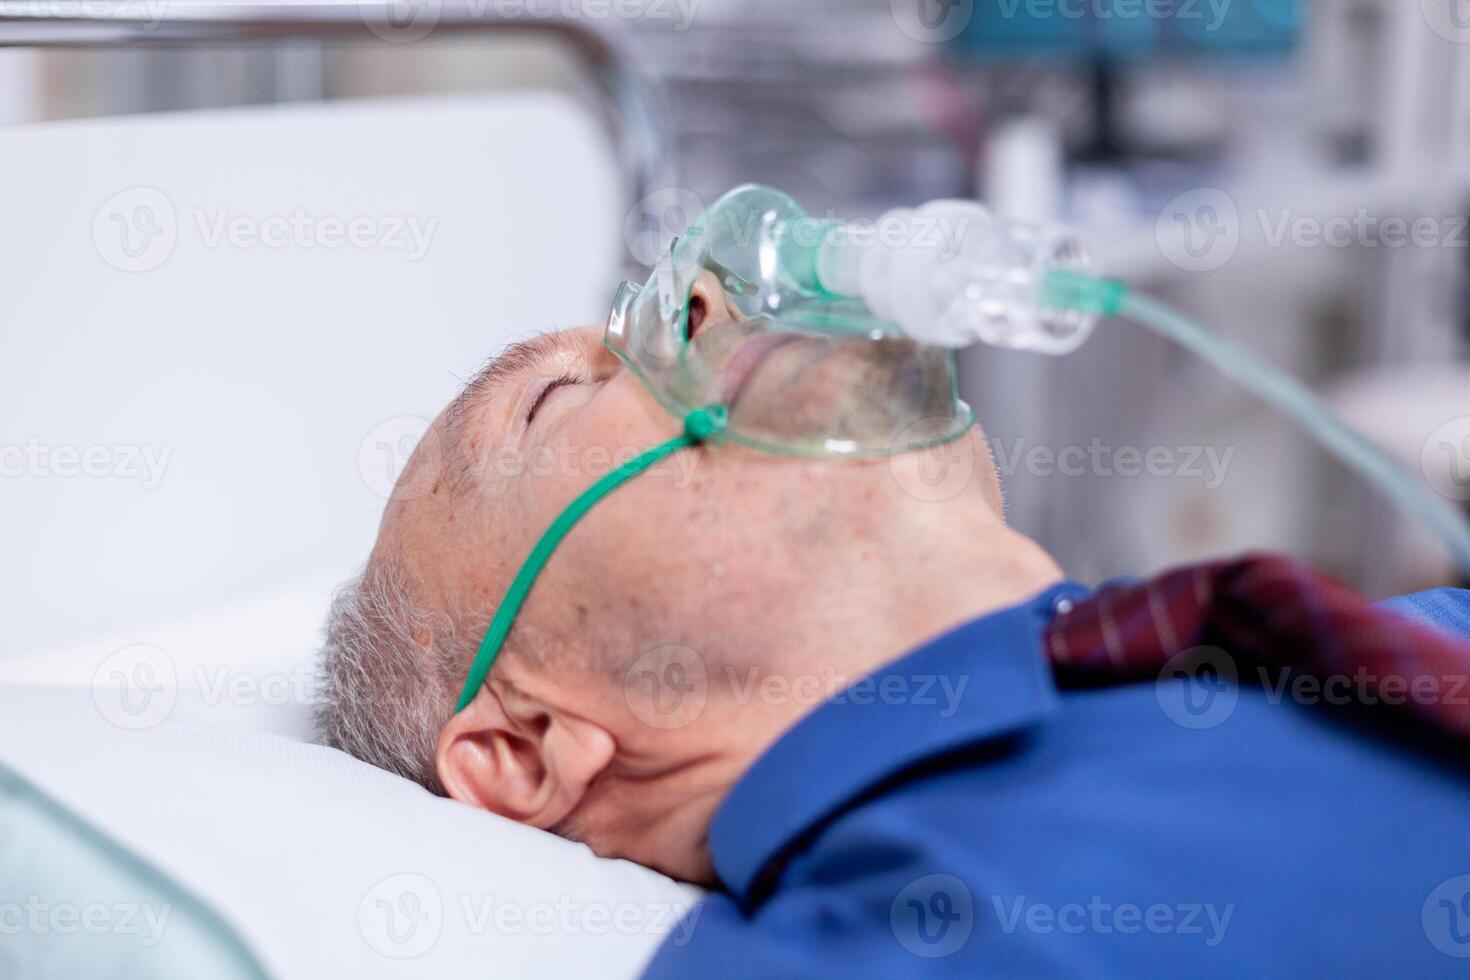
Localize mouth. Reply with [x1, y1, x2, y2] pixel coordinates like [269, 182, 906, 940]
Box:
[718, 333, 807, 408]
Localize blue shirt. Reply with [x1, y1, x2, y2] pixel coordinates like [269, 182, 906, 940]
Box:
[643, 586, 1470, 978]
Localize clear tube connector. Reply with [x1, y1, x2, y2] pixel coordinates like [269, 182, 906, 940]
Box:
[812, 200, 1099, 354]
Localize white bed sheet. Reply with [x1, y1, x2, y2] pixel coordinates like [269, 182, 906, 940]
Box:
[0, 684, 701, 980]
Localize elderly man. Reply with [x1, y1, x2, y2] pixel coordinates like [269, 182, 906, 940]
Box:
[318, 270, 1470, 976]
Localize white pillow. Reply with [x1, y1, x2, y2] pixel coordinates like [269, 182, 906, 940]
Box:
[0, 684, 701, 979]
[0, 577, 344, 741]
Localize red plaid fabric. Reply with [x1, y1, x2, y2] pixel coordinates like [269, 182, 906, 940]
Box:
[1045, 553, 1470, 740]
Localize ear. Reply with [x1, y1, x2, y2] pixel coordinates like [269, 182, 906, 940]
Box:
[435, 686, 615, 830]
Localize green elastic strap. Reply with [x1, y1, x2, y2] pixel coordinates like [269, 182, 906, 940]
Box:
[454, 404, 728, 712]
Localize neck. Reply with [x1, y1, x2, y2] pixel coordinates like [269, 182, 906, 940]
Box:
[779, 509, 1064, 688]
[610, 507, 1064, 884]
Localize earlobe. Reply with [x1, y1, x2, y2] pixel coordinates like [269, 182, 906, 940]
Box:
[434, 686, 616, 831]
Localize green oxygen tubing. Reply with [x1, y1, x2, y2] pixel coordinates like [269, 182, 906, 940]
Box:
[1043, 268, 1470, 580]
[454, 404, 727, 711]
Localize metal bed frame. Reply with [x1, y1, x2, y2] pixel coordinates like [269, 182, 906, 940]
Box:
[0, 1, 666, 230]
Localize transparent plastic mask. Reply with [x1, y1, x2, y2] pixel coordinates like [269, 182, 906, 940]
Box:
[606, 184, 974, 458]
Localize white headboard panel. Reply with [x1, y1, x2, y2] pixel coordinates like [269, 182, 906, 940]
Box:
[1, 92, 621, 654]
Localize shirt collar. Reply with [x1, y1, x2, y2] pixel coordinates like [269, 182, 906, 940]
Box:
[708, 581, 1089, 908]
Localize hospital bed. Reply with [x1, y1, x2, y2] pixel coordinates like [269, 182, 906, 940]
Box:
[0, 4, 699, 976]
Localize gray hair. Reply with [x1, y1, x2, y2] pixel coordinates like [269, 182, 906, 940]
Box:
[315, 562, 468, 794]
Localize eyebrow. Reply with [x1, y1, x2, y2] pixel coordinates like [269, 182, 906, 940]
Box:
[441, 332, 568, 486]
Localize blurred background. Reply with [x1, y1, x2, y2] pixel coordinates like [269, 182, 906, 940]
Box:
[629, 0, 1470, 597]
[4, 0, 1470, 662]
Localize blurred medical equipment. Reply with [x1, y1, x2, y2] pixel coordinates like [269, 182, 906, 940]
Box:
[953, 0, 1305, 160]
[627, 0, 1470, 593]
[617, 184, 1470, 574]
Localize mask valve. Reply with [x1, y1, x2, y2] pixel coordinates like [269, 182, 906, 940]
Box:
[808, 200, 1097, 354]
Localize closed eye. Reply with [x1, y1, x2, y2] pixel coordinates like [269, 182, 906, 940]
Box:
[526, 374, 579, 424]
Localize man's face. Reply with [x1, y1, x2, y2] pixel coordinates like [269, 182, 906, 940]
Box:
[364, 293, 1007, 881]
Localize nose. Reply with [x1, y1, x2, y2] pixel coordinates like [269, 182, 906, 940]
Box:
[685, 269, 743, 339]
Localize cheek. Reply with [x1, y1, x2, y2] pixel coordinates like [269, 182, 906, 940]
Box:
[527, 372, 715, 592]
[510, 374, 667, 518]
[564, 372, 681, 464]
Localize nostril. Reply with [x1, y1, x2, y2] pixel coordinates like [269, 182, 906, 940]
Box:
[686, 294, 708, 339]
